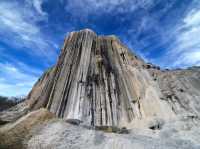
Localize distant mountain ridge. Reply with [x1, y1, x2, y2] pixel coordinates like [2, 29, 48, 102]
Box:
[0, 95, 25, 112]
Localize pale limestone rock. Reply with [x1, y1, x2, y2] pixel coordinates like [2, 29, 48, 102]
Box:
[2, 29, 199, 129]
[27, 120, 200, 149]
[26, 29, 174, 128]
[1, 29, 200, 149]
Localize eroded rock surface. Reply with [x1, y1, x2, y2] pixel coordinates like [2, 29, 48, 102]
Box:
[26, 29, 175, 127]
[4, 29, 199, 129]
[1, 29, 200, 148]
[27, 119, 200, 149]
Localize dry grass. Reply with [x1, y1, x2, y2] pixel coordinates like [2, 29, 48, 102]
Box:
[0, 108, 55, 149]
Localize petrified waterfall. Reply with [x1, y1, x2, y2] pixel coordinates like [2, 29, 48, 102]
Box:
[1, 29, 200, 149]
[24, 29, 200, 128]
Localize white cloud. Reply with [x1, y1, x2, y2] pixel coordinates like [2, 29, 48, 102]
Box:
[149, 1, 200, 68]
[25, 0, 47, 16]
[0, 2, 39, 35]
[64, 0, 154, 20]
[169, 5, 200, 68]
[0, 82, 34, 97]
[0, 1, 56, 63]
[0, 62, 39, 97]
[184, 9, 200, 27]
[33, 0, 47, 16]
[172, 51, 200, 67]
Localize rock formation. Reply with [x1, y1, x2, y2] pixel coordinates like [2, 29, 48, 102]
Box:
[0, 29, 200, 149]
[11, 29, 199, 128]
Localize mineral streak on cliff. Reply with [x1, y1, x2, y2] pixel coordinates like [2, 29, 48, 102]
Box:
[1, 29, 200, 149]
[43, 29, 173, 127]
[22, 28, 198, 128]
[2, 29, 200, 129]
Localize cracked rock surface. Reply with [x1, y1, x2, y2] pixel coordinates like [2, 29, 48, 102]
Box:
[26, 29, 176, 127]
[3, 29, 199, 128]
[27, 119, 200, 149]
[1, 29, 200, 148]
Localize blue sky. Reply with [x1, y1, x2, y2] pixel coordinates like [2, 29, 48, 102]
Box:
[0, 0, 200, 97]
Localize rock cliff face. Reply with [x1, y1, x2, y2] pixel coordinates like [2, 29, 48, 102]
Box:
[1, 29, 200, 149]
[23, 29, 200, 128]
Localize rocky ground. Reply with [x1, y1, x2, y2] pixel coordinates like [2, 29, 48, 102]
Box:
[1, 108, 200, 149]
[0, 108, 200, 149]
[28, 118, 200, 149]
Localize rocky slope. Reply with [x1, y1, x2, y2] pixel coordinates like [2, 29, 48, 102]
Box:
[0, 29, 200, 148]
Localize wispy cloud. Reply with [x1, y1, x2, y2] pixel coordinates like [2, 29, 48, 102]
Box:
[64, 0, 154, 21]
[118, 0, 200, 69]
[25, 0, 47, 17]
[0, 62, 40, 97]
[32, 0, 47, 16]
[0, 0, 56, 63]
[165, 1, 200, 68]
[0, 0, 56, 96]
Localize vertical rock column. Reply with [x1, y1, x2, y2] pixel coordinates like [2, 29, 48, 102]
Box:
[27, 29, 175, 127]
